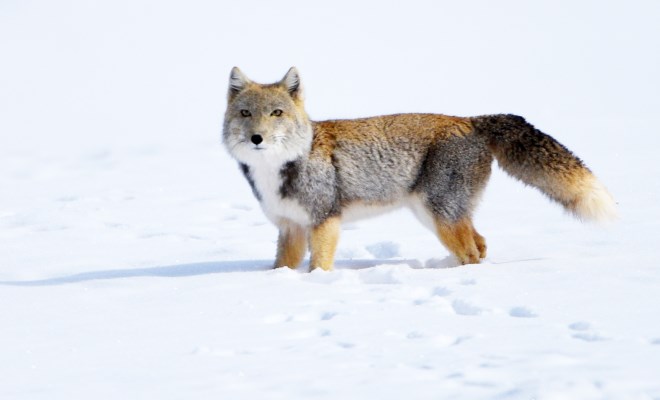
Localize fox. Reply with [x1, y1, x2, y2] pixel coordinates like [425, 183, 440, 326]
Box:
[222, 67, 617, 271]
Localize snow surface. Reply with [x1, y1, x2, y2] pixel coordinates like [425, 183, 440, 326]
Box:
[2, 1, 660, 399]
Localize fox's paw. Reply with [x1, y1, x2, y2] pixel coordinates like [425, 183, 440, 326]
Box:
[458, 251, 481, 265]
[273, 263, 299, 270]
[310, 263, 334, 272]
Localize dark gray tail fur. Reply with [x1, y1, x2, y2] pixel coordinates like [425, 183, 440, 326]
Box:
[471, 114, 616, 222]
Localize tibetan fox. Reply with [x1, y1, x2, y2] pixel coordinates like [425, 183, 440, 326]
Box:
[222, 67, 616, 270]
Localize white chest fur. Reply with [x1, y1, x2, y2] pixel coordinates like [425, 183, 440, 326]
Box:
[249, 162, 311, 227]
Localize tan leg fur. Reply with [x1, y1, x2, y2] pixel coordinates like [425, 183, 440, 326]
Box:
[469, 221, 487, 259]
[309, 217, 341, 271]
[434, 217, 485, 265]
[274, 221, 308, 269]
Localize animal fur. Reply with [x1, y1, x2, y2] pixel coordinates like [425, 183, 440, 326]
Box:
[222, 67, 617, 270]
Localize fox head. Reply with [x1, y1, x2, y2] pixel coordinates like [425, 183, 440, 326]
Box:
[223, 67, 313, 165]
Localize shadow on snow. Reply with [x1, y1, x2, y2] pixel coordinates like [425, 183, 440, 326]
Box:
[0, 258, 439, 287]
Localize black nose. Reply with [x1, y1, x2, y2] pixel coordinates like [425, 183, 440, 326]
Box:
[251, 135, 263, 145]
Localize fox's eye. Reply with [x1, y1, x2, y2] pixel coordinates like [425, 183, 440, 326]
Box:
[271, 109, 283, 117]
[240, 109, 251, 117]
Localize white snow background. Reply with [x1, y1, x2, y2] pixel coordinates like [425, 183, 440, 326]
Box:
[1, 1, 660, 399]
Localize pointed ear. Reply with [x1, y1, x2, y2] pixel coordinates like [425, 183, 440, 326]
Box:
[280, 67, 303, 99]
[228, 67, 250, 101]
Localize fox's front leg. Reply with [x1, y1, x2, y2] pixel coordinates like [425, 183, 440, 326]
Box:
[274, 221, 308, 269]
[309, 216, 341, 271]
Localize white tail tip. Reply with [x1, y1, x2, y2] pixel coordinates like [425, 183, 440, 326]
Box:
[574, 175, 618, 223]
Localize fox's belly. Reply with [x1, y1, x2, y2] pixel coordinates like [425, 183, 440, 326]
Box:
[341, 194, 436, 231]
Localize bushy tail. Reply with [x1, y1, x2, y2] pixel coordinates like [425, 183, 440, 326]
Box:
[471, 114, 617, 223]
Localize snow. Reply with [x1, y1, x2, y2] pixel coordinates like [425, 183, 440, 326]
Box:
[2, 0, 660, 399]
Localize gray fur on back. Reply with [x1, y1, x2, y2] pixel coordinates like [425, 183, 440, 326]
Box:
[333, 135, 428, 204]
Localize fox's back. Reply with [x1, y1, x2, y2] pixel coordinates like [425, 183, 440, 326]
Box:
[311, 114, 482, 205]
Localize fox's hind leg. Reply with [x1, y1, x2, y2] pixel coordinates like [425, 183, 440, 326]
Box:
[274, 220, 308, 269]
[433, 217, 483, 265]
[411, 131, 492, 265]
[470, 221, 487, 259]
